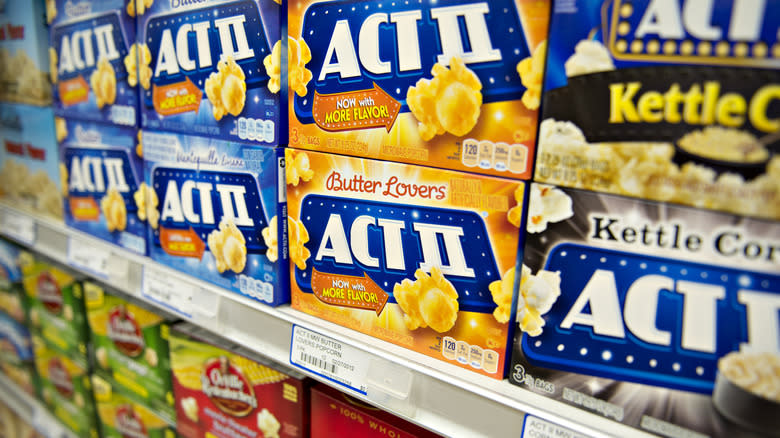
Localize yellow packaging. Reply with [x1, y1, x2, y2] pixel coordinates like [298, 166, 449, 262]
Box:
[287, 149, 529, 378]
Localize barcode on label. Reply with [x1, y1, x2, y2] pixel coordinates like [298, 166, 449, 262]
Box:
[299, 352, 337, 375]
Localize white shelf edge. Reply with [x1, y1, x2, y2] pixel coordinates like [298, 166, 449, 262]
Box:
[0, 203, 656, 438]
[0, 373, 77, 438]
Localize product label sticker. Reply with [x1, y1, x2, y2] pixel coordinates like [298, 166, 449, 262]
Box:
[67, 238, 110, 279]
[49, 0, 138, 125]
[522, 415, 591, 438]
[0, 209, 36, 245]
[289, 0, 550, 178]
[537, 0, 780, 220]
[142, 265, 193, 318]
[290, 325, 369, 394]
[510, 183, 779, 437]
[140, 0, 281, 144]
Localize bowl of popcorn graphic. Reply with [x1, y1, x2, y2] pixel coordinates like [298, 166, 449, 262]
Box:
[712, 351, 780, 435]
[674, 127, 776, 179]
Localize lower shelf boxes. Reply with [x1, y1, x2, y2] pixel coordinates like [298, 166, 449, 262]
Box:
[170, 322, 309, 438]
[85, 282, 175, 421]
[92, 373, 177, 438]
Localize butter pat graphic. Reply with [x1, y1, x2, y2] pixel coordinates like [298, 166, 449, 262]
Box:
[144, 131, 289, 306]
[60, 119, 145, 254]
[48, 0, 138, 126]
[288, 149, 530, 378]
[288, 0, 550, 178]
[139, 0, 282, 144]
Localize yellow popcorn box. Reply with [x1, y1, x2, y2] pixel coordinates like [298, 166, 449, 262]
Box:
[288, 149, 530, 378]
[536, 0, 780, 220]
[288, 0, 550, 179]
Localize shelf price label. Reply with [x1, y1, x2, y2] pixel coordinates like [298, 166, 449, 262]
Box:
[290, 325, 370, 395]
[522, 415, 591, 438]
[142, 266, 193, 318]
[0, 209, 35, 245]
[67, 238, 110, 279]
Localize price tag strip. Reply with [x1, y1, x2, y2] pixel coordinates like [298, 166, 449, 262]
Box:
[142, 266, 193, 318]
[290, 325, 370, 395]
[522, 415, 591, 438]
[0, 209, 36, 245]
[66, 238, 110, 279]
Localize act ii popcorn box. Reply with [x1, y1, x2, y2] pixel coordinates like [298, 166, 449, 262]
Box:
[288, 0, 549, 178]
[310, 383, 442, 438]
[144, 131, 289, 305]
[170, 323, 309, 438]
[60, 118, 146, 255]
[288, 149, 529, 378]
[0, 103, 63, 220]
[92, 373, 177, 438]
[0, 0, 52, 105]
[32, 335, 100, 438]
[510, 183, 780, 436]
[85, 281, 175, 420]
[48, 0, 138, 126]
[22, 256, 89, 359]
[138, 0, 282, 145]
[536, 0, 780, 220]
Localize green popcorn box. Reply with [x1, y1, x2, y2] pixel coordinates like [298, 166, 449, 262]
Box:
[85, 282, 175, 419]
[22, 258, 88, 357]
[0, 239, 29, 325]
[92, 373, 177, 438]
[32, 336, 99, 438]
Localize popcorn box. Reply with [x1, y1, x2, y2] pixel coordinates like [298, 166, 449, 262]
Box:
[48, 0, 139, 126]
[0, 360, 39, 398]
[32, 335, 100, 438]
[0, 103, 64, 220]
[0, 0, 52, 105]
[509, 183, 780, 436]
[60, 118, 146, 255]
[145, 131, 289, 306]
[139, 0, 282, 145]
[0, 311, 33, 365]
[536, 0, 780, 220]
[21, 256, 89, 358]
[288, 149, 529, 378]
[92, 372, 177, 438]
[288, 0, 550, 178]
[0, 238, 29, 325]
[170, 323, 309, 438]
[84, 281, 175, 421]
[310, 383, 442, 438]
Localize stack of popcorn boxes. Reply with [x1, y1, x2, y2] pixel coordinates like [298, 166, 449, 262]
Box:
[21, 254, 101, 437]
[506, 0, 780, 437]
[84, 281, 178, 433]
[0, 0, 63, 221]
[50, 0, 147, 253]
[139, 0, 289, 306]
[284, 0, 548, 379]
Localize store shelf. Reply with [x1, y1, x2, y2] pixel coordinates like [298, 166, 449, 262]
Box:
[0, 203, 654, 438]
[0, 373, 77, 438]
